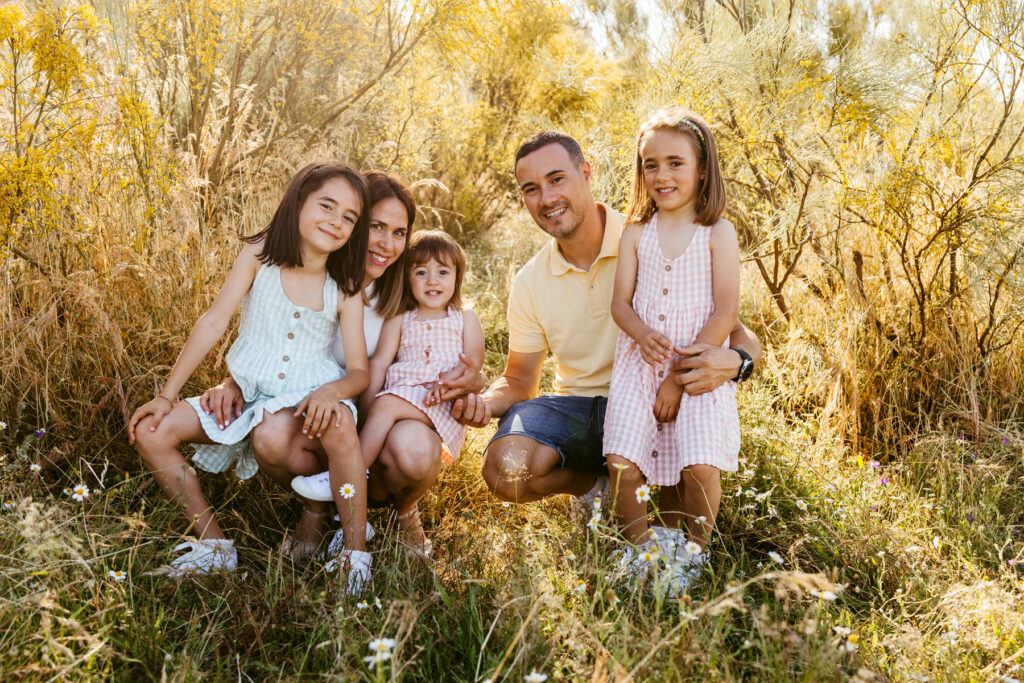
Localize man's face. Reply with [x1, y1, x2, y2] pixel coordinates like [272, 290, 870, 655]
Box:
[515, 143, 592, 240]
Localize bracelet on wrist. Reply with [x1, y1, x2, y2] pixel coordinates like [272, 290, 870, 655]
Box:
[156, 395, 174, 404]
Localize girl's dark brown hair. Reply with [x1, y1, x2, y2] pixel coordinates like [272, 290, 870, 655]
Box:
[364, 172, 416, 319]
[243, 163, 369, 297]
[401, 230, 466, 311]
[625, 108, 726, 227]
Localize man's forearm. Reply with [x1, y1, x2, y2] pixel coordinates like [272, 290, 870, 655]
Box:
[481, 375, 535, 419]
[729, 323, 762, 366]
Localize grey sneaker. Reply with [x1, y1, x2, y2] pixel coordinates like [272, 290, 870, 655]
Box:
[572, 475, 609, 526]
[611, 537, 660, 584]
[649, 529, 706, 597]
[150, 538, 237, 577]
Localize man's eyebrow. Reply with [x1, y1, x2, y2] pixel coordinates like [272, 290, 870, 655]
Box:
[519, 169, 566, 191]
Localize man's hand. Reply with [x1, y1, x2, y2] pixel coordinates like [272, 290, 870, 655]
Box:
[450, 392, 492, 428]
[671, 344, 743, 396]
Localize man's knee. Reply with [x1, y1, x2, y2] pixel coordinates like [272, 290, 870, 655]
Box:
[481, 437, 550, 501]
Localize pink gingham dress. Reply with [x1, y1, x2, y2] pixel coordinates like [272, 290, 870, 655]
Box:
[378, 307, 467, 461]
[603, 214, 740, 485]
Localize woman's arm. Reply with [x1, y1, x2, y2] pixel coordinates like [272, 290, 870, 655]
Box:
[297, 291, 370, 438]
[128, 242, 262, 442]
[693, 220, 740, 347]
[610, 225, 672, 365]
[356, 314, 403, 420]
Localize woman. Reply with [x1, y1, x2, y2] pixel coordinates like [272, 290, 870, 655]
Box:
[200, 172, 483, 559]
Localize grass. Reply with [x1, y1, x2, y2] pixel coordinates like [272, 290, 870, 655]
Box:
[1, 382, 1022, 681]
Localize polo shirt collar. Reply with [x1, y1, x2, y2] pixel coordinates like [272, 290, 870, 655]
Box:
[549, 203, 620, 276]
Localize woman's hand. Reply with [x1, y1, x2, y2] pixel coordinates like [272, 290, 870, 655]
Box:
[198, 377, 244, 429]
[653, 375, 684, 423]
[295, 385, 349, 439]
[128, 396, 174, 444]
[639, 327, 673, 366]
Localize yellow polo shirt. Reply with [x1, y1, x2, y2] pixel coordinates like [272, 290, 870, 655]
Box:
[507, 204, 624, 397]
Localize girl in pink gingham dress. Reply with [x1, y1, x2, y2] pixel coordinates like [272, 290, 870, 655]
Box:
[604, 109, 741, 594]
[298, 230, 484, 495]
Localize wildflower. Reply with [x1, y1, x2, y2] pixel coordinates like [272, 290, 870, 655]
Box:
[685, 541, 702, 555]
[338, 483, 356, 499]
[744, 488, 756, 498]
[374, 596, 383, 610]
[843, 633, 859, 652]
[742, 503, 755, 510]
[768, 551, 784, 564]
[70, 484, 89, 501]
[575, 580, 587, 593]
[635, 485, 651, 503]
[364, 638, 396, 669]
[29, 463, 41, 472]
[1, 500, 13, 511]
[869, 460, 880, 469]
[696, 515, 707, 524]
[62, 488, 72, 496]
[0, 421, 6, 430]
[932, 536, 941, 549]
[795, 500, 807, 511]
[640, 548, 660, 563]
[566, 551, 576, 561]
[832, 626, 852, 637]
[587, 513, 601, 530]
[823, 484, 836, 493]
[108, 570, 126, 582]
[355, 601, 369, 610]
[1002, 438, 1009, 446]
[967, 514, 976, 522]
[33, 428, 46, 438]
[819, 590, 838, 600]
[880, 477, 889, 486]
[755, 491, 769, 502]
[610, 462, 629, 470]
[905, 545, 921, 553]
[524, 672, 549, 683]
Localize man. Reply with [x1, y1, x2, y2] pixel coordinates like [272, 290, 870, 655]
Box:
[453, 131, 760, 504]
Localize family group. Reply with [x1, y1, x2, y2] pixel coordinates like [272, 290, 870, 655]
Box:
[127, 107, 762, 598]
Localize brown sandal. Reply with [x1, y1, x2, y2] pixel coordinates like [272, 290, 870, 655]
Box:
[395, 505, 433, 558]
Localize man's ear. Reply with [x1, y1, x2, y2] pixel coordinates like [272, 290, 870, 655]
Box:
[580, 160, 592, 183]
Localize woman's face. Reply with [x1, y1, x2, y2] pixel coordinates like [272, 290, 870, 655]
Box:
[364, 197, 410, 284]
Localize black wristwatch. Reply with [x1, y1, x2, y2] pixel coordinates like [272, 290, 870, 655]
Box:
[731, 347, 754, 383]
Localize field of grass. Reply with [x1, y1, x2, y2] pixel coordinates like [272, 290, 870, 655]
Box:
[2, 350, 1022, 681]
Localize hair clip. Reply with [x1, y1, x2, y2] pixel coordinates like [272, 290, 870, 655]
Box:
[310, 164, 326, 173]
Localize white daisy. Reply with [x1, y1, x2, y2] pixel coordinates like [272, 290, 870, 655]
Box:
[566, 551, 576, 561]
[108, 569, 126, 582]
[369, 637, 396, 654]
[1, 500, 13, 511]
[0, 421, 6, 430]
[339, 483, 356, 499]
[685, 541, 702, 555]
[524, 673, 549, 683]
[71, 484, 89, 501]
[587, 513, 601, 530]
[29, 463, 41, 473]
[635, 485, 651, 503]
[374, 596, 383, 610]
[355, 601, 369, 610]
[768, 551, 784, 564]
[795, 499, 808, 511]
[574, 579, 587, 593]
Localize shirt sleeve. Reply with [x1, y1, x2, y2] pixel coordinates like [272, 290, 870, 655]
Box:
[506, 271, 548, 354]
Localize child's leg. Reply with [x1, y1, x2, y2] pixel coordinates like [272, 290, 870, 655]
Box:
[663, 464, 721, 548]
[319, 404, 369, 551]
[133, 403, 224, 540]
[606, 453, 650, 544]
[358, 395, 434, 469]
[251, 410, 331, 548]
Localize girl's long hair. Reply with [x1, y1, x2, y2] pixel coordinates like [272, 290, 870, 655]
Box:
[625, 108, 726, 227]
[401, 230, 466, 311]
[364, 172, 416, 319]
[243, 163, 370, 297]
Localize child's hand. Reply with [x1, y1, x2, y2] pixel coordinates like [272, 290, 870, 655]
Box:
[295, 386, 349, 439]
[653, 375, 684, 423]
[199, 378, 244, 430]
[638, 328, 673, 366]
[127, 396, 174, 444]
[425, 362, 469, 406]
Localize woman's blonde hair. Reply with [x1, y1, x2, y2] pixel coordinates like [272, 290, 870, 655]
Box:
[625, 108, 725, 226]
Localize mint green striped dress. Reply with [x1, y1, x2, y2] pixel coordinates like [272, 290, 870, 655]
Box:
[184, 263, 354, 479]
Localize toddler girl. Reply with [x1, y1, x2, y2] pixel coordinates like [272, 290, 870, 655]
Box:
[128, 163, 373, 592]
[604, 109, 741, 596]
[292, 230, 484, 555]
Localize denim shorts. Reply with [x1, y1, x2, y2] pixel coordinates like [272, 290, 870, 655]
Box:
[488, 395, 608, 475]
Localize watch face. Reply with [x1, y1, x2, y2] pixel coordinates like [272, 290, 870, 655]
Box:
[740, 358, 754, 381]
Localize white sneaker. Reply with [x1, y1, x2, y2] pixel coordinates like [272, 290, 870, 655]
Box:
[324, 522, 376, 559]
[291, 471, 332, 501]
[150, 538, 237, 577]
[611, 537, 659, 583]
[650, 529, 706, 597]
[325, 549, 372, 595]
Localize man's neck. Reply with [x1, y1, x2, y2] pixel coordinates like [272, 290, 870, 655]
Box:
[556, 202, 606, 271]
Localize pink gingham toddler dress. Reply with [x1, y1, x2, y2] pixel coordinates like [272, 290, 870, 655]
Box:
[378, 307, 467, 461]
[603, 214, 740, 485]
